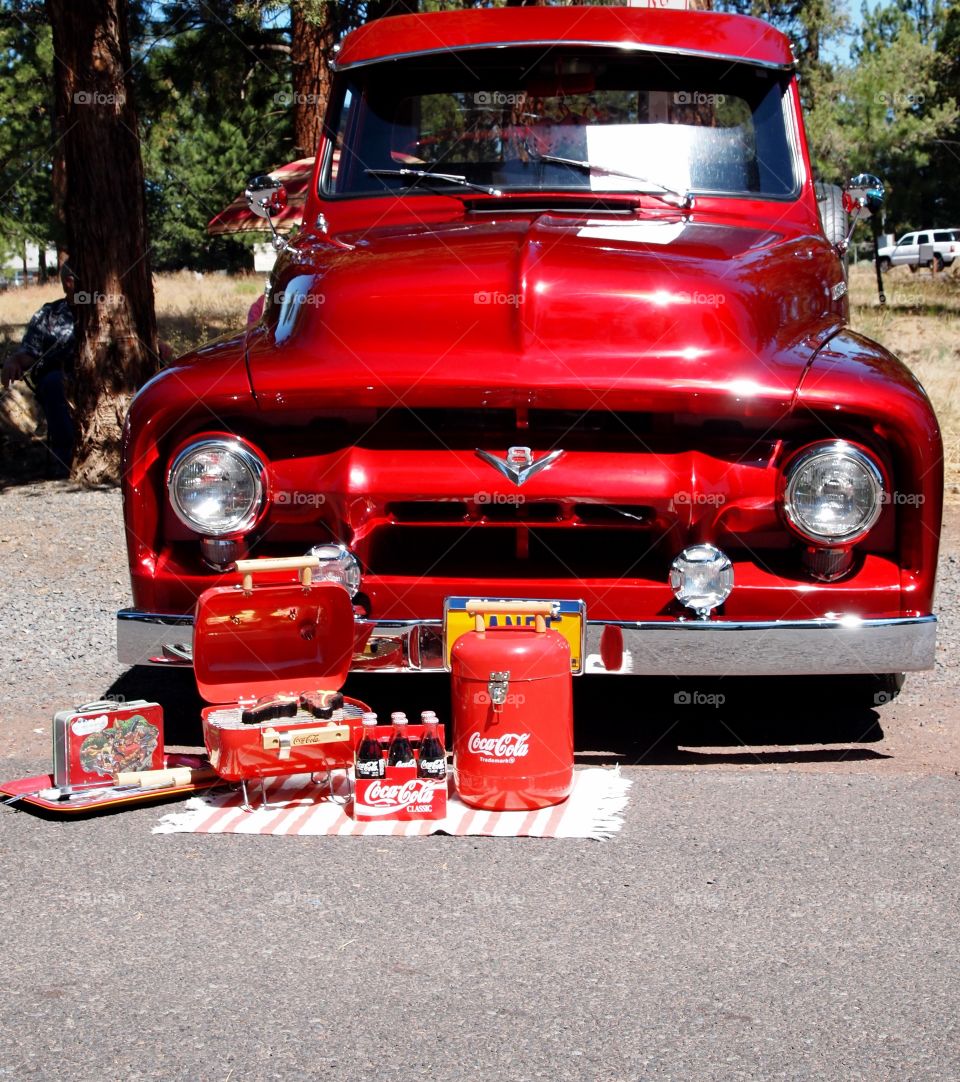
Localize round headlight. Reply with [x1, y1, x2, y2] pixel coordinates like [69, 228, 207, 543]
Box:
[783, 441, 883, 544]
[168, 438, 267, 537]
[307, 544, 362, 598]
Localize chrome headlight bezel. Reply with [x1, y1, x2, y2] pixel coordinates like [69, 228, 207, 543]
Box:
[782, 440, 885, 546]
[167, 437, 268, 538]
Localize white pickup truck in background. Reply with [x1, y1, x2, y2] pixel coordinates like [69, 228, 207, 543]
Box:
[877, 228, 960, 272]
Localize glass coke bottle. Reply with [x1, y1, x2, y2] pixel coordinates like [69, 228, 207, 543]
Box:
[387, 711, 416, 768]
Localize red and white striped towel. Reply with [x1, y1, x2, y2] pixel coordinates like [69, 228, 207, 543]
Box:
[153, 767, 630, 840]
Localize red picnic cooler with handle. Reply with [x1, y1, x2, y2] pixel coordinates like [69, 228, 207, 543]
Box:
[195, 556, 369, 790]
[451, 600, 573, 811]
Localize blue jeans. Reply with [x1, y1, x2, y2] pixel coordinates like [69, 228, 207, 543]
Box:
[34, 368, 75, 472]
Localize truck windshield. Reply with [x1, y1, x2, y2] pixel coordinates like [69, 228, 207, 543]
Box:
[323, 48, 798, 200]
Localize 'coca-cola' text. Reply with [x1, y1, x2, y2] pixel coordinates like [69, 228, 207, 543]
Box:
[362, 778, 440, 807]
[466, 732, 530, 758]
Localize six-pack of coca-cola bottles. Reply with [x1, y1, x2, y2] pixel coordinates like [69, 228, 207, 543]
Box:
[355, 710, 448, 781]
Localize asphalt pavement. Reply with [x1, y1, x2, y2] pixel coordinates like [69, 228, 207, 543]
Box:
[1, 770, 958, 1081]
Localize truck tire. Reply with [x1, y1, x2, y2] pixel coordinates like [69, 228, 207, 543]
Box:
[814, 182, 846, 247]
[933, 253, 944, 273]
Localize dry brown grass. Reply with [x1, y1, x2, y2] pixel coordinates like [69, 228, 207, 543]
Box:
[0, 270, 260, 360]
[153, 270, 261, 356]
[847, 261, 960, 498]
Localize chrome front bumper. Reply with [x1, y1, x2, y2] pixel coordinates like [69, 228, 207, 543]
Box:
[117, 609, 937, 676]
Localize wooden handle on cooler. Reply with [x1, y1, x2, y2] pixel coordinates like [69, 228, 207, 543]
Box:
[234, 555, 320, 591]
[113, 766, 217, 790]
[465, 599, 557, 634]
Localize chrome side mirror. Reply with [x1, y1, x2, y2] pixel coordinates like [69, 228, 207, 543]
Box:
[837, 173, 884, 253]
[245, 174, 289, 251]
[843, 173, 884, 218]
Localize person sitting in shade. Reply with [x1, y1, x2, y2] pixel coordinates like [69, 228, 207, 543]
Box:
[1, 261, 78, 479]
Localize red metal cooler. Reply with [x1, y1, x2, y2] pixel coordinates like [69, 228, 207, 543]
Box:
[451, 600, 573, 811]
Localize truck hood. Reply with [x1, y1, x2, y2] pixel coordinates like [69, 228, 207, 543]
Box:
[247, 211, 844, 418]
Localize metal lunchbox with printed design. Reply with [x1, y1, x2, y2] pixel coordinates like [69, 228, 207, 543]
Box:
[451, 600, 573, 811]
[196, 557, 369, 789]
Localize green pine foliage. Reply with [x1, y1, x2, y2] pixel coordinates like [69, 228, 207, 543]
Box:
[804, 1, 958, 231]
[0, 6, 61, 270]
[0, 0, 957, 265]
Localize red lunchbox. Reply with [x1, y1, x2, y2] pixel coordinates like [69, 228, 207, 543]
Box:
[451, 600, 574, 811]
[53, 699, 164, 792]
[196, 557, 370, 807]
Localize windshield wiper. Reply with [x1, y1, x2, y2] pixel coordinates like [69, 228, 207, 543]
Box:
[533, 153, 693, 209]
[365, 168, 502, 198]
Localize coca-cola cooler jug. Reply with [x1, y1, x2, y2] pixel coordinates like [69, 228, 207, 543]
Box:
[451, 600, 573, 811]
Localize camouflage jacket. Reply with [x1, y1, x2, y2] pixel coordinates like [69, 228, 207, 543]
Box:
[21, 298, 77, 377]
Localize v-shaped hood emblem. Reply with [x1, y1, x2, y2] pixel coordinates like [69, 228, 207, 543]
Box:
[475, 446, 564, 486]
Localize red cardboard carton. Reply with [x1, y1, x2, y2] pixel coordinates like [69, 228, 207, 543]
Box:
[352, 723, 448, 822]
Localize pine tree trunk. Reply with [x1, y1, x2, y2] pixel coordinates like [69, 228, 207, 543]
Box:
[45, 0, 158, 486]
[290, 2, 336, 157]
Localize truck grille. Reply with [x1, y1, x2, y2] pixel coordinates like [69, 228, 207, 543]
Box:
[365, 523, 678, 579]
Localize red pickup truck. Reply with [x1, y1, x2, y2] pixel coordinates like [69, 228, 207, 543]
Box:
[118, 6, 941, 690]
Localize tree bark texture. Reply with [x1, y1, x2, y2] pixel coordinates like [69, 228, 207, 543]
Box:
[45, 0, 158, 485]
[290, 1, 337, 157]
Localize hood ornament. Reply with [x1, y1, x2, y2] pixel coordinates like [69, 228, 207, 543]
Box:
[475, 446, 564, 486]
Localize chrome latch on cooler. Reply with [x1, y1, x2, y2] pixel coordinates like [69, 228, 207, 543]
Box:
[488, 671, 511, 707]
[276, 731, 293, 760]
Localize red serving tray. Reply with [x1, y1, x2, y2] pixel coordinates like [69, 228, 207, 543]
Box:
[195, 578, 368, 782]
[1, 755, 216, 814]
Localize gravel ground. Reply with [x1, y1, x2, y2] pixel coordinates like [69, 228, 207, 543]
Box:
[0, 481, 958, 776]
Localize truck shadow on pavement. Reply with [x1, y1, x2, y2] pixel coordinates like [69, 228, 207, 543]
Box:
[105, 669, 889, 768]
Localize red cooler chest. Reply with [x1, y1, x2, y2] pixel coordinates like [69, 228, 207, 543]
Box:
[451, 600, 573, 811]
[195, 557, 369, 802]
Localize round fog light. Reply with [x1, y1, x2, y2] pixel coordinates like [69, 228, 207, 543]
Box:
[670, 544, 734, 620]
[307, 543, 361, 598]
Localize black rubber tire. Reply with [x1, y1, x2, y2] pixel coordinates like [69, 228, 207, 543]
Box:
[933, 253, 945, 272]
[909, 263, 918, 274]
[814, 182, 846, 247]
[835, 672, 906, 708]
[879, 256, 892, 272]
